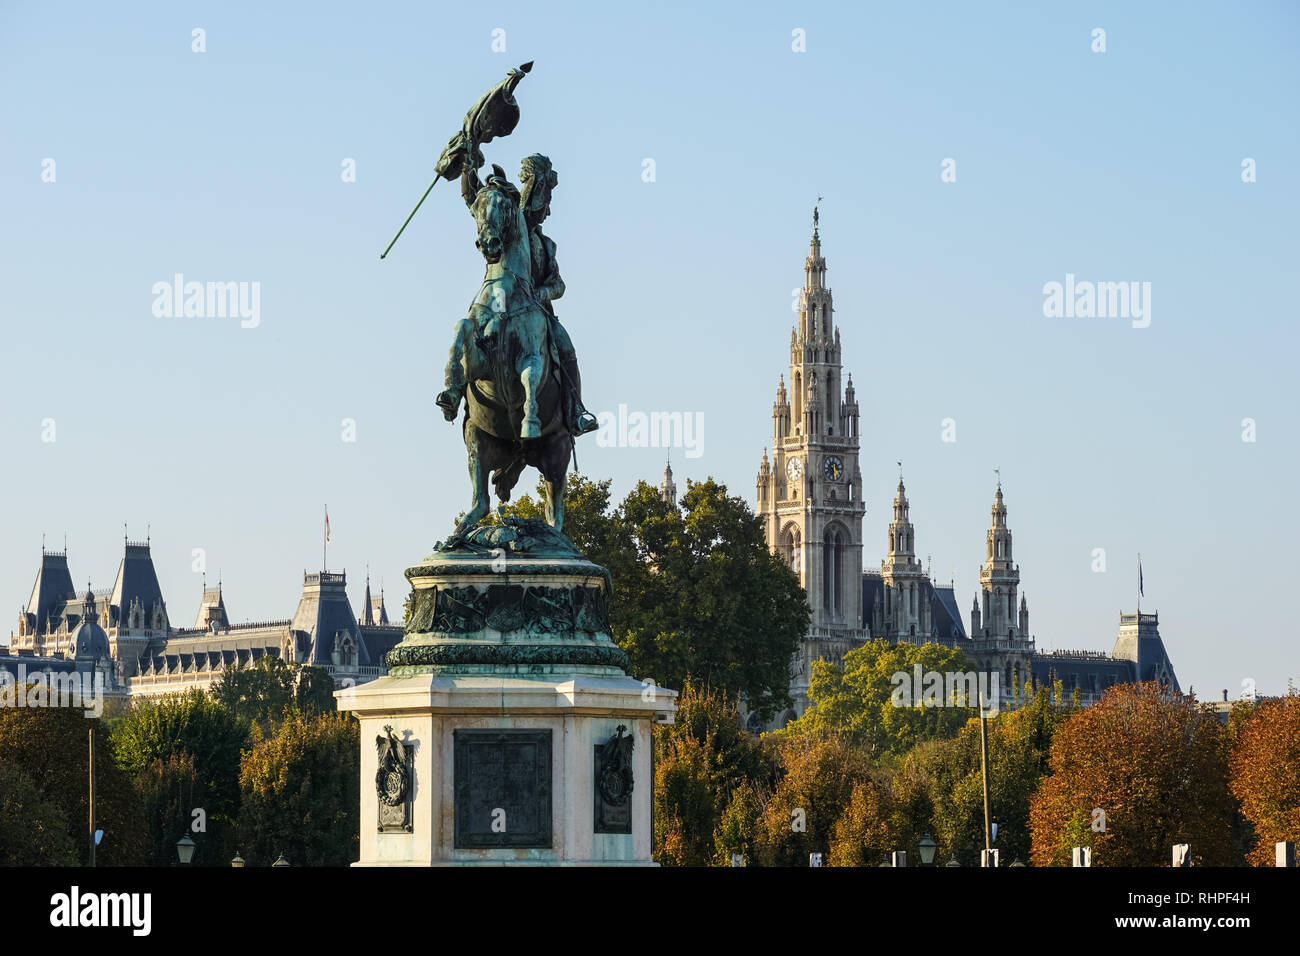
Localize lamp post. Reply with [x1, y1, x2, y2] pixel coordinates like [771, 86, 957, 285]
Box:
[918, 834, 937, 866]
[978, 692, 992, 858]
[88, 728, 95, 869]
[175, 834, 196, 866]
[231, 852, 245, 868]
[272, 853, 291, 867]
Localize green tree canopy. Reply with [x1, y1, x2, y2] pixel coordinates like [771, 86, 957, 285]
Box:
[0, 706, 147, 865]
[0, 759, 78, 866]
[498, 474, 809, 717]
[296, 666, 338, 717]
[111, 689, 249, 824]
[212, 655, 298, 728]
[780, 638, 980, 758]
[912, 683, 1074, 865]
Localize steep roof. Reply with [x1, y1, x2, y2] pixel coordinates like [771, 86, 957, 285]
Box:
[290, 571, 369, 666]
[930, 585, 968, 642]
[1111, 611, 1180, 692]
[193, 584, 229, 629]
[110, 542, 169, 628]
[24, 550, 76, 635]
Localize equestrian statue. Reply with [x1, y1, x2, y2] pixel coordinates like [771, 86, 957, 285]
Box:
[381, 62, 597, 540]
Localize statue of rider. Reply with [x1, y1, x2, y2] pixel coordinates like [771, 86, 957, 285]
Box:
[435, 151, 597, 437]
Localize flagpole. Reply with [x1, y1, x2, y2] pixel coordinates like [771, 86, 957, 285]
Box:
[324, 505, 328, 573]
[379, 177, 440, 259]
[1137, 552, 1142, 614]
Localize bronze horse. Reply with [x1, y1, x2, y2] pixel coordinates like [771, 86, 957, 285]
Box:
[442, 171, 573, 534]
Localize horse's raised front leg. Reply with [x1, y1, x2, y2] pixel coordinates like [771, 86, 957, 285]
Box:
[517, 350, 544, 439]
[437, 318, 475, 423]
[456, 424, 492, 533]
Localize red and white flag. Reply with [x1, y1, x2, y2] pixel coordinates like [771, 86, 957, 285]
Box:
[325, 506, 330, 542]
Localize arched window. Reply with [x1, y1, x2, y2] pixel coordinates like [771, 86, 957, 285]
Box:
[823, 529, 843, 617]
[780, 525, 802, 577]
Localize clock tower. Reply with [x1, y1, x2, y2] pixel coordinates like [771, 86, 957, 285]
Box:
[756, 207, 867, 721]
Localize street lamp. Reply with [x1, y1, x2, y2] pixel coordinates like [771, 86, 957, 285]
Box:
[918, 834, 937, 866]
[945, 858, 961, 867]
[175, 834, 196, 866]
[231, 852, 245, 868]
[272, 853, 290, 867]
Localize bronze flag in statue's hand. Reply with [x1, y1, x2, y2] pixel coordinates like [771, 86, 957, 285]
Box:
[434, 61, 533, 182]
[380, 61, 533, 259]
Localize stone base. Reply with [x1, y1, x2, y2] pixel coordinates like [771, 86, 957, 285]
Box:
[337, 672, 676, 866]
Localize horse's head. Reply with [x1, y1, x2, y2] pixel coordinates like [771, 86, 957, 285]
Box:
[471, 169, 521, 265]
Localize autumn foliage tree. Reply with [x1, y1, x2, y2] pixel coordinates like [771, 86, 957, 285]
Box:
[652, 681, 767, 866]
[1029, 683, 1236, 866]
[749, 733, 873, 866]
[1230, 694, 1300, 865]
[238, 711, 359, 867]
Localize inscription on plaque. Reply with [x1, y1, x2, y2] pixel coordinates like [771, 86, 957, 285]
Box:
[454, 729, 552, 848]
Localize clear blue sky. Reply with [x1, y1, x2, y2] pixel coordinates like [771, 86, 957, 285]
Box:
[1, 1, 1296, 696]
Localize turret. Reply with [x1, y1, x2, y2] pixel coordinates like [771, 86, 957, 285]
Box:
[660, 459, 678, 508]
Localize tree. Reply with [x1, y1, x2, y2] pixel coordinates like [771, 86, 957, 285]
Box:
[0, 761, 78, 866]
[0, 705, 147, 865]
[1029, 683, 1237, 866]
[238, 712, 360, 867]
[498, 474, 808, 716]
[922, 683, 1074, 865]
[135, 752, 203, 867]
[750, 733, 873, 866]
[827, 776, 896, 866]
[779, 638, 980, 758]
[296, 666, 338, 716]
[212, 655, 298, 728]
[111, 690, 248, 827]
[652, 681, 768, 866]
[1230, 694, 1300, 866]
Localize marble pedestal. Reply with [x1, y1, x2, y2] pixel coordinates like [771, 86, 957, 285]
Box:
[337, 519, 676, 866]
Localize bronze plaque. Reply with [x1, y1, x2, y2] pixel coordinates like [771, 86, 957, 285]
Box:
[454, 729, 552, 848]
[593, 725, 634, 834]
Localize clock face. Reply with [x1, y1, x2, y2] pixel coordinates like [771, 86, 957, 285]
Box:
[786, 456, 803, 481]
[824, 456, 844, 481]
